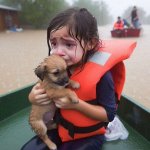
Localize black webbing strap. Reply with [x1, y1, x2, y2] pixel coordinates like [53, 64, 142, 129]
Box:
[115, 93, 120, 105]
[54, 109, 105, 138]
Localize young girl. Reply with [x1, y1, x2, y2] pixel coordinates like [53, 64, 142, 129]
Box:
[21, 7, 132, 150]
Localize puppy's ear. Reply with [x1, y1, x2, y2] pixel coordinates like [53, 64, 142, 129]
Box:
[34, 63, 47, 81]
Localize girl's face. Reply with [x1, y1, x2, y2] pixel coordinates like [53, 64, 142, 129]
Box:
[49, 26, 84, 67]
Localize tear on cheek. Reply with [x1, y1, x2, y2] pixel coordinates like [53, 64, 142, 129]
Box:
[72, 57, 79, 63]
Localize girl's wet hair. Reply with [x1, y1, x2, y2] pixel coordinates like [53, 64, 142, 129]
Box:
[47, 7, 102, 65]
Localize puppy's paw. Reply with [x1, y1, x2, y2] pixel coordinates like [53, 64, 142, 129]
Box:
[48, 142, 57, 150]
[72, 82, 80, 89]
[72, 99, 79, 104]
[69, 80, 80, 89]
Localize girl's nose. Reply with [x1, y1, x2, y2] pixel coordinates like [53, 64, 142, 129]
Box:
[54, 47, 65, 56]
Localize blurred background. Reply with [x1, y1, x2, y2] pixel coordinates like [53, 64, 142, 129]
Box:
[0, 0, 150, 30]
[0, 0, 150, 110]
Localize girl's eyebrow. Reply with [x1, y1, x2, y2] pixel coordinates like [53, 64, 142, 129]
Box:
[49, 37, 55, 40]
[50, 36, 76, 43]
[61, 37, 76, 43]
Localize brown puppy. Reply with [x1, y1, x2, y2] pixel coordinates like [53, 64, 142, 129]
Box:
[29, 54, 80, 150]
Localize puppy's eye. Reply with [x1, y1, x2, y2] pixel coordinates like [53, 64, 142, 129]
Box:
[52, 70, 60, 76]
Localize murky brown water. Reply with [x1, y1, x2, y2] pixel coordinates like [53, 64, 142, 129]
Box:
[0, 26, 150, 110]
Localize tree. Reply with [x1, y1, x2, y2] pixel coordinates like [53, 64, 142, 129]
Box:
[21, 0, 68, 28]
[1, 0, 69, 28]
[0, 0, 23, 8]
[72, 0, 113, 25]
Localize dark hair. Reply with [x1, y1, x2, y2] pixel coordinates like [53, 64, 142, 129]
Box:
[47, 7, 102, 66]
[117, 16, 121, 20]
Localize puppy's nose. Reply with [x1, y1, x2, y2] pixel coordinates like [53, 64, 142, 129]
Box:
[64, 77, 69, 84]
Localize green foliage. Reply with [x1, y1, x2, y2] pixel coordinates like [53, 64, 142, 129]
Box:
[1, 0, 69, 29]
[0, 0, 113, 28]
[72, 0, 112, 25]
[0, 0, 23, 9]
[20, 0, 69, 28]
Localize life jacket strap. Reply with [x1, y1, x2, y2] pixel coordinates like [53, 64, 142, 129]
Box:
[54, 109, 106, 138]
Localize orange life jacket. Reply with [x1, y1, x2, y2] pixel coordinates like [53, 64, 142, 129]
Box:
[114, 20, 124, 30]
[57, 40, 136, 142]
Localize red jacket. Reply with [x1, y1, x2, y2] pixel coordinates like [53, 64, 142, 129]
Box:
[114, 20, 124, 30]
[57, 40, 136, 142]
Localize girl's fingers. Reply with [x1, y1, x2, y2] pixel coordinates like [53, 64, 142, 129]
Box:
[37, 98, 50, 103]
[36, 88, 46, 94]
[38, 100, 52, 105]
[54, 100, 66, 108]
[36, 93, 48, 100]
[34, 83, 41, 89]
[55, 103, 62, 108]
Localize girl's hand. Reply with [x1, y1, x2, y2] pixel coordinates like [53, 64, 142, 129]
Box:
[28, 83, 50, 105]
[54, 96, 108, 122]
[53, 97, 79, 109]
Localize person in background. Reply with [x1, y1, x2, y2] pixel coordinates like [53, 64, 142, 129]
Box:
[131, 6, 140, 28]
[113, 16, 124, 30]
[123, 19, 130, 28]
[113, 16, 124, 37]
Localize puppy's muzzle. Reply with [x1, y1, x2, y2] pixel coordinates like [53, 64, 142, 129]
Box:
[55, 77, 69, 87]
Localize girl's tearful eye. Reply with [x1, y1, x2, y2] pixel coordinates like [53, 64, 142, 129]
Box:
[65, 42, 77, 50]
[51, 41, 57, 48]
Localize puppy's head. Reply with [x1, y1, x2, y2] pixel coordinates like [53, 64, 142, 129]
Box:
[35, 55, 69, 87]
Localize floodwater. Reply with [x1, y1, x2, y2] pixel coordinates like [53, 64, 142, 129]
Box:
[0, 25, 150, 110]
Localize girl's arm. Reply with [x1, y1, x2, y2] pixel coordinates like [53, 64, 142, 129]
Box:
[29, 83, 50, 105]
[75, 99, 108, 122]
[54, 71, 116, 122]
[54, 98, 108, 122]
